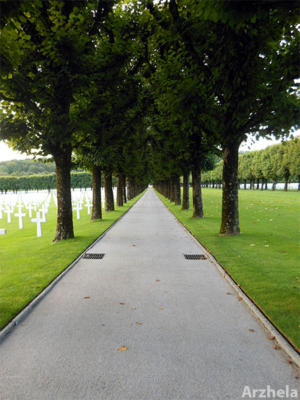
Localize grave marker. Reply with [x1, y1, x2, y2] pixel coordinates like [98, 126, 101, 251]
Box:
[31, 211, 46, 237]
[15, 206, 26, 229]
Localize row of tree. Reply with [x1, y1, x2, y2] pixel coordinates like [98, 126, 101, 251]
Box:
[0, 172, 94, 192]
[201, 138, 300, 190]
[1, 1, 299, 240]
[0, 159, 56, 176]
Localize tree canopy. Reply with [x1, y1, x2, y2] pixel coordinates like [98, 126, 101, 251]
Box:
[1, 0, 299, 240]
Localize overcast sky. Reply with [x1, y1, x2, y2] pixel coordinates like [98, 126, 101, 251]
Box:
[0, 130, 299, 162]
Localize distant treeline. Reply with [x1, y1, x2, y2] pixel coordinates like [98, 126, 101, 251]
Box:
[202, 138, 300, 190]
[0, 172, 95, 192]
[0, 159, 56, 176]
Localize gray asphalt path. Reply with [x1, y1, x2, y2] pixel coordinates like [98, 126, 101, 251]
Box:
[0, 189, 299, 400]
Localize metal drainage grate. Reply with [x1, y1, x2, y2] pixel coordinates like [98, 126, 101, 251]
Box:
[184, 254, 207, 260]
[83, 253, 105, 260]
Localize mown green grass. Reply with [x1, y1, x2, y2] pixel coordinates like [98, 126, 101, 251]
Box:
[0, 193, 143, 330]
[157, 189, 300, 349]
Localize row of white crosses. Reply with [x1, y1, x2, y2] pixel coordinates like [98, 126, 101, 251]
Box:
[0, 190, 52, 237]
[72, 190, 93, 220]
[0, 187, 116, 236]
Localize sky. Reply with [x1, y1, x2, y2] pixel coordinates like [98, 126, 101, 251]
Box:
[0, 131, 299, 162]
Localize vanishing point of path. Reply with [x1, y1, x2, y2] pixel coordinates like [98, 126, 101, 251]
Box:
[0, 189, 299, 400]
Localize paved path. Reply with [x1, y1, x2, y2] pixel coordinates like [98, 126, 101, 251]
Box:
[0, 189, 299, 400]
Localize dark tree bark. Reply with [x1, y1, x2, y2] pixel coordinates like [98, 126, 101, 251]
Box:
[182, 170, 190, 210]
[244, 179, 247, 190]
[104, 172, 114, 211]
[53, 146, 74, 241]
[170, 178, 175, 202]
[175, 176, 181, 205]
[127, 177, 134, 200]
[117, 176, 124, 207]
[192, 164, 204, 218]
[250, 179, 254, 190]
[284, 171, 290, 191]
[256, 179, 260, 190]
[121, 175, 127, 203]
[261, 179, 264, 190]
[264, 180, 268, 190]
[220, 141, 240, 235]
[167, 179, 171, 200]
[272, 180, 276, 191]
[91, 164, 102, 220]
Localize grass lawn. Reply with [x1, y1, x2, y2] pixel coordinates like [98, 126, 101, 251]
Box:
[157, 188, 300, 350]
[0, 193, 143, 330]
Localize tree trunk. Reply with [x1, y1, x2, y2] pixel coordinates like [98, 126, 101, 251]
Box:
[192, 164, 204, 218]
[284, 172, 289, 191]
[220, 141, 240, 235]
[104, 173, 114, 211]
[182, 170, 189, 210]
[256, 179, 260, 190]
[53, 147, 74, 241]
[117, 176, 123, 207]
[264, 180, 268, 190]
[272, 180, 276, 191]
[122, 175, 127, 203]
[250, 179, 254, 190]
[170, 178, 175, 202]
[244, 179, 247, 190]
[91, 164, 102, 220]
[261, 179, 264, 190]
[175, 176, 181, 205]
[168, 180, 171, 200]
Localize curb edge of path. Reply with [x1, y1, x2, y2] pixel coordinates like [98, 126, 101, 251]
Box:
[0, 191, 146, 345]
[155, 191, 300, 369]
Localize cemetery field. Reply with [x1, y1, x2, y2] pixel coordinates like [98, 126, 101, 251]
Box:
[0, 192, 143, 331]
[158, 189, 300, 350]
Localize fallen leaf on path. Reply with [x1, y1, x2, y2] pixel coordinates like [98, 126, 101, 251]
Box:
[156, 279, 160, 282]
[117, 346, 127, 351]
[237, 296, 243, 301]
[136, 321, 143, 325]
[248, 329, 255, 332]
[160, 306, 164, 310]
[286, 360, 293, 365]
[118, 302, 125, 305]
[131, 306, 136, 310]
[164, 291, 168, 294]
[132, 244, 136, 247]
[83, 296, 90, 299]
[273, 345, 280, 350]
[226, 292, 232, 295]
[268, 336, 275, 341]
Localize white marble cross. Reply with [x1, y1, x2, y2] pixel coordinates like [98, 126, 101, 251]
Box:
[26, 203, 34, 218]
[73, 202, 82, 220]
[15, 205, 26, 229]
[0, 204, 4, 219]
[85, 201, 92, 215]
[31, 211, 46, 237]
[39, 204, 47, 222]
[5, 207, 13, 223]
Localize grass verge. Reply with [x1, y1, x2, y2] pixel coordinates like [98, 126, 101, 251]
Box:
[0, 192, 143, 330]
[157, 188, 300, 350]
